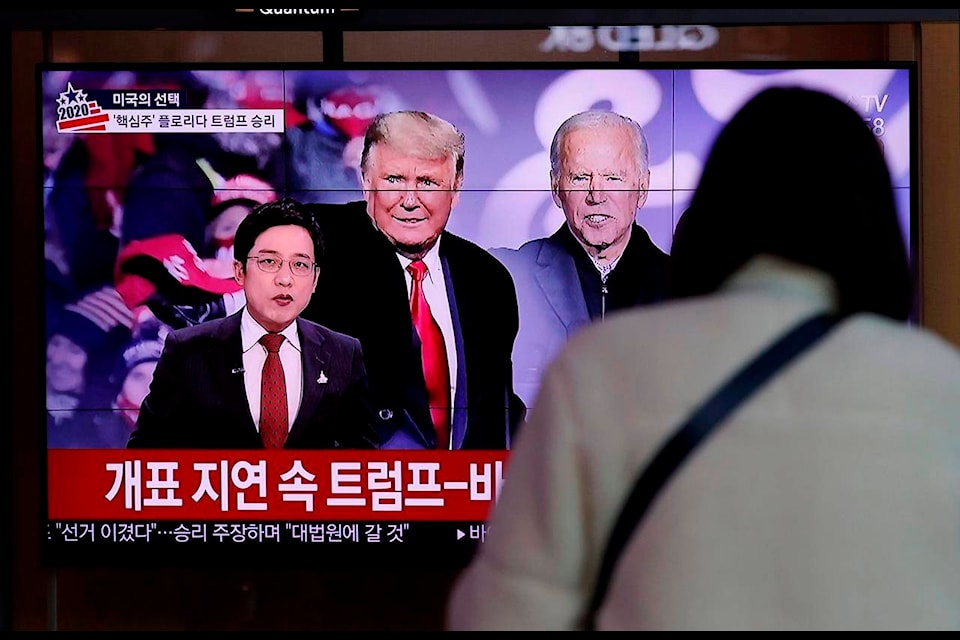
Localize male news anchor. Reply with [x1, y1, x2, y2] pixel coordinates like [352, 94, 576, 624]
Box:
[127, 197, 378, 449]
[303, 110, 524, 450]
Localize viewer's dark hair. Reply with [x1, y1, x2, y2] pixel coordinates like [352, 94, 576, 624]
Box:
[670, 86, 911, 321]
[233, 197, 324, 272]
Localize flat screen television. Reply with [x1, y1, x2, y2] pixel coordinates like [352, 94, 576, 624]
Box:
[39, 62, 916, 567]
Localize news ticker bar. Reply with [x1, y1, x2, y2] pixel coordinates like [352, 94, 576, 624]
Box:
[43, 519, 488, 568]
[48, 449, 510, 522]
[47, 519, 490, 547]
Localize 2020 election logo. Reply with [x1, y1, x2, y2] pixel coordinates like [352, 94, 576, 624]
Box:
[56, 82, 110, 132]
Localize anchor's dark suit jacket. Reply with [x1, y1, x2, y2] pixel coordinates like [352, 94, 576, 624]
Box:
[303, 201, 525, 450]
[127, 311, 378, 449]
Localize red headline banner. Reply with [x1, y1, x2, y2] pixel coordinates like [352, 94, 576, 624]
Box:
[48, 449, 511, 522]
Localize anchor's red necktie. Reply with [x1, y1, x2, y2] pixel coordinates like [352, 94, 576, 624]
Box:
[407, 260, 451, 449]
[259, 332, 288, 448]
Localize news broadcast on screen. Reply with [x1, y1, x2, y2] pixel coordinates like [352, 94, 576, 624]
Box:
[40, 63, 914, 566]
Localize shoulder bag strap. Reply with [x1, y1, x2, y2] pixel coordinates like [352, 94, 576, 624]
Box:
[581, 312, 841, 630]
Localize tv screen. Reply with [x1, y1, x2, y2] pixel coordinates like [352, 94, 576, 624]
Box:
[40, 62, 915, 567]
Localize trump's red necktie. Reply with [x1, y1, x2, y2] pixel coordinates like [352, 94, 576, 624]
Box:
[407, 260, 451, 449]
[259, 332, 288, 448]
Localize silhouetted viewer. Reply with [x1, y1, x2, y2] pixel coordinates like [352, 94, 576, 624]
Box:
[448, 87, 960, 630]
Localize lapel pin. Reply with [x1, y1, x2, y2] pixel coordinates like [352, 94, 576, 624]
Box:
[317, 371, 328, 384]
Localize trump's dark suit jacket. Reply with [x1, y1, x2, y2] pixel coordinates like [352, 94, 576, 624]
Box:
[127, 312, 378, 449]
[303, 201, 524, 450]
